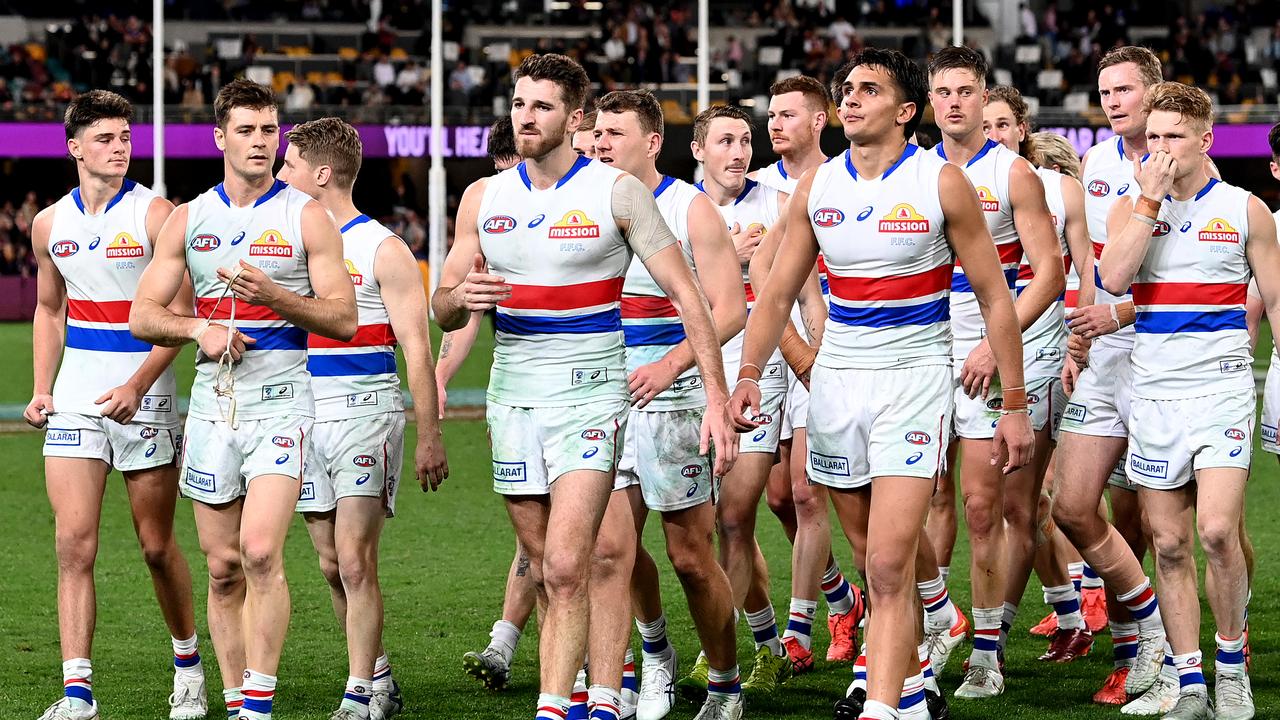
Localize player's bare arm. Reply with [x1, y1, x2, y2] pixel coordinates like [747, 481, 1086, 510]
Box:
[1059, 173, 1095, 387]
[628, 193, 745, 408]
[432, 178, 509, 331]
[615, 173, 737, 474]
[435, 314, 482, 418]
[729, 169, 820, 427]
[940, 163, 1033, 472]
[26, 206, 64, 427]
[1099, 152, 1178, 295]
[376, 233, 449, 491]
[217, 200, 356, 341]
[1245, 197, 1280, 344]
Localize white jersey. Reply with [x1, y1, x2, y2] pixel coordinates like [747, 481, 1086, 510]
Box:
[47, 180, 177, 422]
[1083, 135, 1138, 350]
[185, 180, 315, 421]
[478, 156, 631, 407]
[755, 159, 799, 194]
[1016, 166, 1071, 377]
[808, 144, 953, 369]
[1129, 178, 1253, 399]
[700, 179, 788, 392]
[307, 214, 403, 420]
[936, 139, 1022, 360]
[621, 176, 704, 411]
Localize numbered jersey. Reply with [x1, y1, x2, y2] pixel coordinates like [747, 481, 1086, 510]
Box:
[936, 139, 1022, 360]
[1083, 135, 1139, 351]
[1015, 167, 1071, 376]
[808, 144, 953, 370]
[185, 180, 315, 421]
[621, 176, 704, 411]
[47, 180, 178, 422]
[308, 214, 403, 420]
[1130, 178, 1253, 399]
[477, 156, 631, 407]
[701, 179, 788, 392]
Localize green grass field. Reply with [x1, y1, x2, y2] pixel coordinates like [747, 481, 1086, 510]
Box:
[0, 319, 1274, 719]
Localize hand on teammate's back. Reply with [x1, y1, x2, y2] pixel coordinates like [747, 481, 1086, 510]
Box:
[455, 253, 512, 311]
[23, 394, 54, 428]
[218, 260, 285, 306]
[95, 383, 143, 425]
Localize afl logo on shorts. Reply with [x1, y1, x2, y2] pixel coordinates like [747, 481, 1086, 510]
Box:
[752, 413, 773, 426]
[483, 215, 517, 234]
[681, 464, 703, 479]
[813, 208, 845, 227]
[139, 427, 159, 439]
[190, 234, 221, 252]
[272, 436, 296, 448]
[1224, 428, 1247, 441]
[353, 454, 377, 468]
[53, 240, 79, 257]
[904, 431, 931, 445]
[581, 429, 607, 441]
[1087, 180, 1110, 197]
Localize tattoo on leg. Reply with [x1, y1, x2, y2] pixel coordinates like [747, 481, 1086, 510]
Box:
[516, 552, 531, 577]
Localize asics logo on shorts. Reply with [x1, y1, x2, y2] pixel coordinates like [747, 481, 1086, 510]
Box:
[1229, 447, 1243, 457]
[355, 473, 371, 486]
[275, 454, 289, 465]
[145, 444, 157, 458]
[906, 452, 924, 465]
[686, 483, 699, 497]
[583, 447, 599, 459]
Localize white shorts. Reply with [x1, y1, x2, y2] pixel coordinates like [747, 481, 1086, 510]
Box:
[42, 412, 178, 472]
[1125, 390, 1255, 490]
[780, 371, 809, 441]
[1058, 344, 1132, 439]
[488, 399, 628, 496]
[297, 412, 406, 517]
[616, 406, 716, 512]
[953, 375, 1063, 440]
[806, 363, 952, 490]
[180, 415, 313, 505]
[1261, 359, 1280, 454]
[741, 386, 786, 454]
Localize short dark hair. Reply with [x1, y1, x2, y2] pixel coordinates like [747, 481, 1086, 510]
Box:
[64, 89, 133, 141]
[596, 89, 664, 137]
[214, 78, 278, 129]
[988, 85, 1037, 160]
[513, 53, 591, 114]
[1098, 46, 1163, 88]
[285, 117, 362, 189]
[487, 116, 517, 162]
[692, 104, 754, 147]
[769, 75, 830, 114]
[834, 48, 928, 141]
[928, 45, 989, 85]
[1268, 121, 1280, 161]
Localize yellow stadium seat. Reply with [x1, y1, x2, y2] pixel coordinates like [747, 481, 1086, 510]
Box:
[306, 71, 326, 85]
[26, 43, 46, 62]
[390, 47, 408, 59]
[338, 47, 359, 60]
[273, 71, 295, 93]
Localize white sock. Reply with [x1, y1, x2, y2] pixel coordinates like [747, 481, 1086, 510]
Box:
[172, 634, 204, 681]
[745, 605, 783, 656]
[239, 669, 277, 720]
[372, 653, 394, 693]
[338, 675, 372, 718]
[62, 658, 94, 714]
[782, 598, 818, 650]
[635, 615, 672, 660]
[489, 619, 521, 665]
[860, 698, 898, 719]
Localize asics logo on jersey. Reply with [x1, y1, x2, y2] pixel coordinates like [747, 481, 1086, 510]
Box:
[89, 236, 101, 250]
[190, 234, 221, 252]
[904, 431, 931, 445]
[231, 231, 246, 246]
[813, 208, 845, 227]
[1225, 428, 1247, 441]
[548, 210, 601, 239]
[878, 204, 930, 233]
[1117, 183, 1130, 195]
[857, 206, 874, 221]
[529, 214, 546, 228]
[1087, 180, 1110, 197]
[975, 186, 1000, 212]
[581, 429, 607, 441]
[1181, 221, 1192, 232]
[906, 452, 924, 465]
[53, 240, 79, 257]
[353, 454, 377, 468]
[1198, 218, 1241, 243]
[250, 230, 293, 257]
[681, 464, 703, 479]
[1152, 221, 1172, 237]
[105, 232, 144, 259]
[272, 436, 296, 448]
[345, 259, 364, 285]
[483, 215, 517, 234]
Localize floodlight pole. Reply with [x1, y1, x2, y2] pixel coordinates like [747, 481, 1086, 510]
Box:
[697, 0, 708, 115]
[152, 0, 165, 196]
[953, 0, 963, 46]
[428, 0, 445, 310]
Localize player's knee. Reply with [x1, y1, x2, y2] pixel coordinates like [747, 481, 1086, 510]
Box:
[316, 554, 342, 590]
[716, 510, 754, 546]
[137, 534, 177, 572]
[240, 538, 284, 579]
[206, 553, 244, 596]
[543, 552, 589, 599]
[962, 494, 999, 541]
[1003, 499, 1035, 535]
[1196, 517, 1241, 562]
[865, 548, 911, 599]
[667, 541, 712, 583]
[765, 490, 794, 520]
[337, 553, 375, 591]
[55, 528, 98, 574]
[1051, 498, 1094, 542]
[1149, 527, 1194, 569]
[791, 488, 824, 519]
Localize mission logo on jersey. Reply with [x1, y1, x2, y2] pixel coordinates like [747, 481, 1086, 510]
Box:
[345, 259, 364, 285]
[249, 229, 294, 257]
[1198, 218, 1241, 243]
[104, 232, 144, 259]
[878, 203, 930, 233]
[548, 210, 601, 240]
[975, 186, 1000, 212]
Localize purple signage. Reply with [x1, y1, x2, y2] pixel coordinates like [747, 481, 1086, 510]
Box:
[1040, 124, 1274, 159]
[0, 122, 492, 159]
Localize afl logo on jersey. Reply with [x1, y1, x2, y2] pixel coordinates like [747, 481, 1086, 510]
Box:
[250, 230, 293, 257]
[483, 215, 517, 234]
[975, 186, 1000, 212]
[52, 240, 79, 257]
[1151, 221, 1171, 237]
[1198, 218, 1241, 243]
[190, 234, 221, 252]
[548, 210, 601, 240]
[105, 232, 144, 259]
[878, 204, 930, 233]
[813, 208, 845, 227]
[1087, 179, 1110, 197]
[344, 259, 364, 285]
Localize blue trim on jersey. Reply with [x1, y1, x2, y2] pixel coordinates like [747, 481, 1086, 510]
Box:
[828, 297, 950, 327]
[845, 143, 918, 181]
[1194, 178, 1219, 201]
[653, 175, 676, 198]
[72, 179, 136, 216]
[240, 325, 307, 350]
[214, 179, 287, 208]
[1135, 309, 1246, 334]
[340, 214, 373, 233]
[495, 308, 622, 335]
[308, 351, 397, 376]
[66, 326, 152, 353]
[936, 138, 998, 167]
[623, 323, 686, 346]
[951, 267, 1019, 293]
[775, 159, 788, 179]
[517, 154, 592, 191]
[695, 178, 756, 205]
